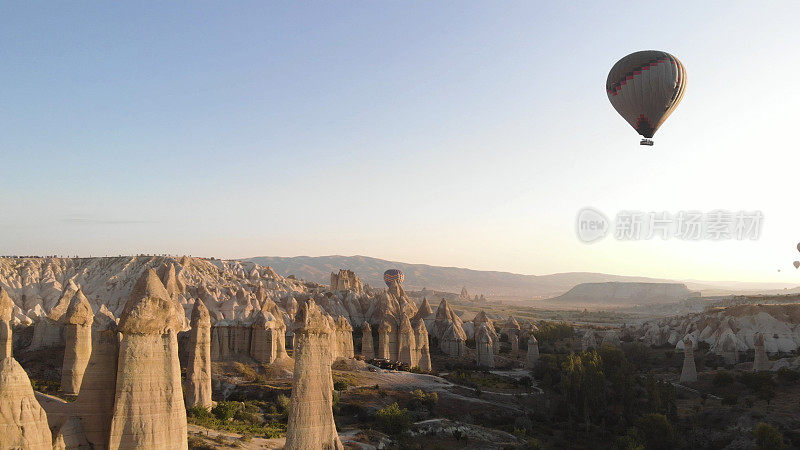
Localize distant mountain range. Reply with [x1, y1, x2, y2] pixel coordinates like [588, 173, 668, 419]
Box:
[246, 255, 800, 301]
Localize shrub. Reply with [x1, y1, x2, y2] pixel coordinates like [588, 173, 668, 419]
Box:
[722, 394, 738, 406]
[754, 422, 785, 450]
[409, 389, 438, 411]
[212, 401, 240, 421]
[187, 405, 212, 419]
[333, 380, 348, 391]
[712, 372, 734, 387]
[276, 394, 291, 415]
[376, 402, 411, 435]
[739, 372, 775, 392]
[525, 438, 542, 450]
[533, 322, 575, 344]
[636, 413, 676, 450]
[776, 368, 800, 384]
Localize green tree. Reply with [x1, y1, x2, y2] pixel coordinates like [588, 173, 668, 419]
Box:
[376, 402, 411, 435]
[636, 413, 676, 450]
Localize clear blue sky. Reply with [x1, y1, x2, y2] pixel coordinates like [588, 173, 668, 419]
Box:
[2, 2, 799, 282]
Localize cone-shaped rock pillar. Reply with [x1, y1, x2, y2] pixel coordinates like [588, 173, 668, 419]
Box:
[107, 269, 188, 449]
[680, 336, 697, 383]
[398, 314, 417, 367]
[0, 357, 52, 449]
[361, 322, 375, 359]
[475, 323, 495, 368]
[61, 288, 94, 395]
[284, 299, 343, 450]
[333, 316, 354, 360]
[753, 332, 771, 371]
[185, 300, 212, 409]
[0, 288, 13, 359]
[378, 319, 393, 360]
[526, 335, 539, 369]
[413, 319, 432, 371]
[74, 317, 119, 450]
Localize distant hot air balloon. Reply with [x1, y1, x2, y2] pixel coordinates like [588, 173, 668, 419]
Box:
[383, 269, 404, 287]
[794, 261, 799, 269]
[796, 242, 800, 253]
[606, 50, 687, 146]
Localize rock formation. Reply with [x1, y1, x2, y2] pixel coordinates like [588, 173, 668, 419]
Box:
[332, 316, 354, 360]
[679, 336, 697, 383]
[250, 308, 287, 364]
[581, 331, 598, 352]
[107, 269, 188, 449]
[361, 322, 375, 359]
[459, 287, 470, 302]
[473, 310, 499, 354]
[0, 288, 13, 359]
[61, 288, 94, 395]
[720, 333, 738, 365]
[511, 334, 519, 354]
[475, 323, 495, 368]
[500, 316, 521, 339]
[184, 300, 212, 409]
[158, 263, 182, 302]
[637, 304, 800, 354]
[433, 299, 463, 338]
[397, 314, 417, 367]
[0, 256, 309, 332]
[434, 299, 467, 357]
[52, 415, 91, 449]
[412, 298, 435, 331]
[526, 335, 539, 369]
[0, 357, 52, 449]
[29, 281, 78, 350]
[439, 321, 467, 357]
[552, 282, 696, 306]
[330, 269, 364, 292]
[73, 315, 119, 450]
[753, 332, 771, 371]
[602, 330, 622, 347]
[378, 318, 396, 361]
[413, 319, 432, 371]
[284, 299, 343, 450]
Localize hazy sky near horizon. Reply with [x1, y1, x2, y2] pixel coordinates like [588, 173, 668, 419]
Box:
[2, 2, 799, 282]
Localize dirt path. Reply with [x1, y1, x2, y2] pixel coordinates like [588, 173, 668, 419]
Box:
[188, 424, 372, 449]
[354, 368, 541, 413]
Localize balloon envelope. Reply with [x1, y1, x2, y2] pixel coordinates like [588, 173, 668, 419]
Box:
[606, 50, 687, 138]
[383, 269, 405, 286]
[796, 242, 800, 253]
[794, 261, 800, 269]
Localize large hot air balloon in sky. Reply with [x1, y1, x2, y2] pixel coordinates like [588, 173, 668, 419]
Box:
[606, 50, 687, 146]
[383, 269, 404, 287]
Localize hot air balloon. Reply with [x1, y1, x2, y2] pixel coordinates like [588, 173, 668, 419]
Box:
[383, 269, 404, 287]
[606, 50, 687, 146]
[796, 242, 800, 253]
[794, 261, 799, 269]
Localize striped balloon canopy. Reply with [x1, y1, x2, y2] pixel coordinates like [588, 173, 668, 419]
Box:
[383, 269, 405, 287]
[606, 50, 687, 140]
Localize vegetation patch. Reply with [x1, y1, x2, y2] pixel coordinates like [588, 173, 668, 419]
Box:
[187, 400, 287, 438]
